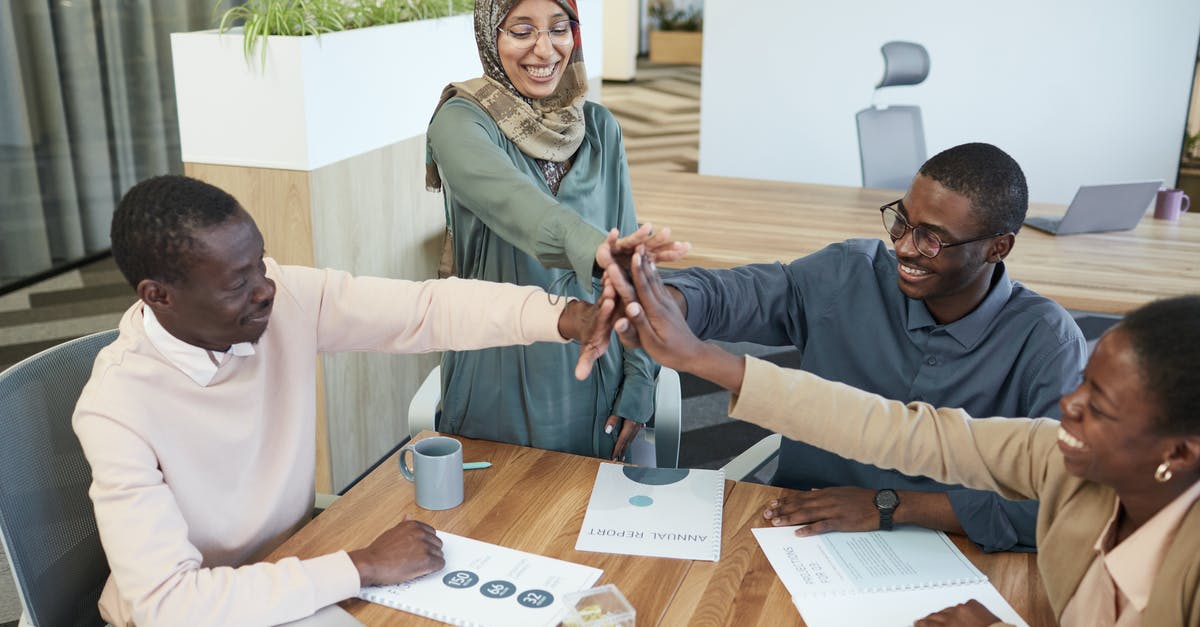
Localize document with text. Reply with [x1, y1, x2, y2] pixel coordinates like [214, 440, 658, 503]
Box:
[575, 463, 724, 561]
[359, 532, 601, 627]
[753, 525, 1027, 626]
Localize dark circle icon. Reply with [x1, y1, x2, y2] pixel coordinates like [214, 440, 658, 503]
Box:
[622, 466, 690, 486]
[480, 580, 517, 599]
[442, 570, 479, 589]
[517, 589, 555, 608]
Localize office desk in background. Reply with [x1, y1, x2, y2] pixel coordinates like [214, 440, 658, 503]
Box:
[268, 432, 1053, 626]
[631, 171, 1200, 315]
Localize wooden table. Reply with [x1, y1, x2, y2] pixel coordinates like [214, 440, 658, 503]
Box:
[631, 171, 1200, 315]
[268, 433, 1053, 626]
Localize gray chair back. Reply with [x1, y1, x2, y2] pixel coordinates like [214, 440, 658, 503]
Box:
[856, 105, 927, 190]
[0, 330, 117, 627]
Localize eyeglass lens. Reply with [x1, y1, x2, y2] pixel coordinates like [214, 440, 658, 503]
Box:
[882, 207, 941, 257]
[504, 21, 574, 48]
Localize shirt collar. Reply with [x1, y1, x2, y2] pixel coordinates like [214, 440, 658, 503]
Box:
[1096, 478, 1200, 612]
[905, 262, 1013, 348]
[142, 304, 256, 387]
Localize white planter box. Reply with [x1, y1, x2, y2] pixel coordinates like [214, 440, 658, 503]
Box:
[171, 16, 481, 171]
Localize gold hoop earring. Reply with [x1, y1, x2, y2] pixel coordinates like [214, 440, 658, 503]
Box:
[1154, 461, 1174, 483]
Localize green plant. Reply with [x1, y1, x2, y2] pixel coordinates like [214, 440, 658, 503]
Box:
[1187, 132, 1200, 161]
[214, 0, 475, 68]
[648, 1, 702, 32]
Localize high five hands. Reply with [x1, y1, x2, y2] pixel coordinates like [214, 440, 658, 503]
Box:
[599, 245, 747, 395]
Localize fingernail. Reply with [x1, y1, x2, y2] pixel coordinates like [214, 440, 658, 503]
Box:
[605, 424, 613, 434]
[628, 303, 642, 316]
[615, 319, 627, 332]
[772, 518, 783, 526]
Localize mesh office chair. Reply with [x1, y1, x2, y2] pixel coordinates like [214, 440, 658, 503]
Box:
[856, 41, 931, 190]
[0, 330, 117, 627]
[408, 365, 683, 468]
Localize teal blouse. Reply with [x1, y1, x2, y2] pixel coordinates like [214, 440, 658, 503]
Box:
[427, 97, 657, 458]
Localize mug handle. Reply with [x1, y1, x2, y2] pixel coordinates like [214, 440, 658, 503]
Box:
[1182, 194, 1190, 214]
[398, 445, 417, 482]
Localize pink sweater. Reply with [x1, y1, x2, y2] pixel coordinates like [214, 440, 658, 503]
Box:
[72, 260, 569, 626]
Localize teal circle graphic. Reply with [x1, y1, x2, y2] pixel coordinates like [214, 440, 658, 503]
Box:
[629, 494, 654, 507]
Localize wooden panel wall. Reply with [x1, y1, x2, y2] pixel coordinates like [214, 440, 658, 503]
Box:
[308, 134, 445, 490]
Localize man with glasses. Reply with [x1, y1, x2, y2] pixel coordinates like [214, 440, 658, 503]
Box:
[660, 142, 1086, 552]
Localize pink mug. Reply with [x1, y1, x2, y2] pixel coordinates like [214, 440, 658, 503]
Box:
[1154, 189, 1191, 221]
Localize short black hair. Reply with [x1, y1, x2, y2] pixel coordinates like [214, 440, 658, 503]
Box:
[918, 142, 1028, 235]
[110, 175, 242, 289]
[1119, 295, 1200, 436]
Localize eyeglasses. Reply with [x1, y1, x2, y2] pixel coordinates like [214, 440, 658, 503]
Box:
[880, 200, 1004, 258]
[497, 20, 577, 50]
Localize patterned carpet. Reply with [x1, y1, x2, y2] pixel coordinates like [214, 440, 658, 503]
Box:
[602, 62, 701, 173]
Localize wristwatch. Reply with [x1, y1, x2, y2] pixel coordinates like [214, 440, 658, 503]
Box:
[873, 488, 900, 531]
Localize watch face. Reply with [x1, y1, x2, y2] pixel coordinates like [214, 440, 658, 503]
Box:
[874, 489, 899, 509]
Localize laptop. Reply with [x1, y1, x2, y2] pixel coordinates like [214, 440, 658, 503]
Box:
[1023, 181, 1161, 235]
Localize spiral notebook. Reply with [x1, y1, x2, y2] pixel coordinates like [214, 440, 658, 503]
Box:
[575, 463, 724, 561]
[358, 532, 601, 627]
[753, 526, 1027, 626]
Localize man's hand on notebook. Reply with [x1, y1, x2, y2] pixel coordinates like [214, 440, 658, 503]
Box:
[348, 517, 445, 586]
[914, 599, 1001, 627]
[762, 486, 881, 535]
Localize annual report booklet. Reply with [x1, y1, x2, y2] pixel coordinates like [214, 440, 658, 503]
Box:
[358, 532, 602, 627]
[575, 463, 724, 561]
[753, 525, 1028, 627]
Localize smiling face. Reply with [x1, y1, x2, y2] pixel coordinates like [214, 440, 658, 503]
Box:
[1056, 328, 1172, 493]
[141, 209, 276, 351]
[892, 174, 1013, 323]
[497, 0, 573, 100]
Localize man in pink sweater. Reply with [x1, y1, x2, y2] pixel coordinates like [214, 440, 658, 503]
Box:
[72, 175, 621, 626]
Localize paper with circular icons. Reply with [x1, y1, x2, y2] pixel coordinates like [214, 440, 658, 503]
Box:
[358, 531, 600, 626]
[575, 462, 725, 561]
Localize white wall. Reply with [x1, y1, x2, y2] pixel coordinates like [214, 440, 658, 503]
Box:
[699, 1, 1200, 203]
[603, 0, 639, 80]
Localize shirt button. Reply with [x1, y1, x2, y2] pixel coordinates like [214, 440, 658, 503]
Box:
[925, 356, 937, 366]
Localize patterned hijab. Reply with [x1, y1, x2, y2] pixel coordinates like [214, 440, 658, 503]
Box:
[427, 0, 588, 195]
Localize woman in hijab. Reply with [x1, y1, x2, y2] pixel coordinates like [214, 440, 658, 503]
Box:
[607, 251, 1200, 627]
[426, 0, 683, 460]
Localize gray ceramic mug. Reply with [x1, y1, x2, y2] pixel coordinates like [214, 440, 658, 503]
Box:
[399, 436, 464, 510]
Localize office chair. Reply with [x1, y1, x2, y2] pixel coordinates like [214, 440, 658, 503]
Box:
[856, 41, 930, 190]
[408, 366, 683, 468]
[0, 329, 118, 627]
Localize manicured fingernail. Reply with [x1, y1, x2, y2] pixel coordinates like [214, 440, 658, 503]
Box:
[605, 424, 613, 434]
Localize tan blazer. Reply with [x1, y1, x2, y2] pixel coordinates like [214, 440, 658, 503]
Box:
[730, 356, 1200, 626]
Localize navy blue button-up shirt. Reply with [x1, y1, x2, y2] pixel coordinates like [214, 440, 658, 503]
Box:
[665, 239, 1087, 552]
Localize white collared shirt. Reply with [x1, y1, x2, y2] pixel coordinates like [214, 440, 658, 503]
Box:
[1061, 478, 1200, 627]
[142, 304, 256, 387]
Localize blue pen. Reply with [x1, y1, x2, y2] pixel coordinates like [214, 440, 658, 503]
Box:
[463, 461, 492, 470]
